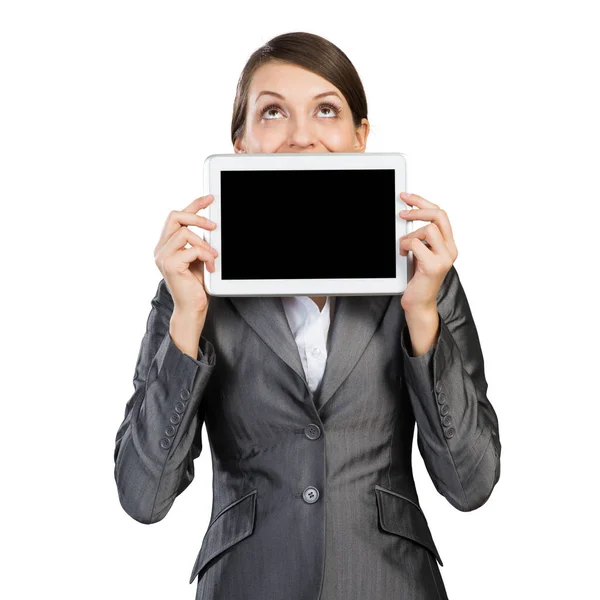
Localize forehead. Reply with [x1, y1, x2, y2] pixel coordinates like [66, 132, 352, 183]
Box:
[248, 61, 343, 102]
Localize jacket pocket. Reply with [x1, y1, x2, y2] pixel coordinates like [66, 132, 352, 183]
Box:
[189, 488, 257, 584]
[374, 484, 443, 567]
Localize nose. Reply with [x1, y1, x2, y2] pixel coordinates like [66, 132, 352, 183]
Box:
[286, 114, 317, 150]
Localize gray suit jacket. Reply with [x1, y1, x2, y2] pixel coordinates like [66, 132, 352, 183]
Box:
[114, 265, 501, 600]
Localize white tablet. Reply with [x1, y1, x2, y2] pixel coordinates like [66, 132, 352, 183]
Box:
[200, 152, 414, 297]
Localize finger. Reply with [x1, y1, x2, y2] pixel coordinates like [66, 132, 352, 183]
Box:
[183, 245, 217, 273]
[399, 207, 454, 245]
[179, 227, 219, 257]
[173, 210, 218, 241]
[189, 251, 212, 280]
[165, 245, 216, 274]
[155, 195, 216, 251]
[160, 226, 218, 264]
[400, 191, 439, 209]
[183, 194, 214, 213]
[156, 206, 217, 256]
[400, 223, 445, 257]
[400, 236, 434, 267]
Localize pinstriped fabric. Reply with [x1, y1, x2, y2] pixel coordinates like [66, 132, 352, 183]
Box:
[114, 265, 500, 599]
[189, 490, 257, 583]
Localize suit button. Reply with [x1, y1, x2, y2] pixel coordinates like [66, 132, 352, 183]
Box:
[175, 401, 186, 413]
[444, 427, 455, 438]
[170, 413, 181, 425]
[436, 381, 443, 393]
[302, 486, 320, 503]
[165, 425, 176, 437]
[440, 404, 450, 416]
[442, 415, 452, 427]
[304, 424, 321, 440]
[436, 392, 446, 405]
[180, 389, 190, 401]
[160, 437, 172, 449]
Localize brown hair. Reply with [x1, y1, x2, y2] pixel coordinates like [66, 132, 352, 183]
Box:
[231, 32, 369, 146]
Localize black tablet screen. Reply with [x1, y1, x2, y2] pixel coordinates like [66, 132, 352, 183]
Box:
[220, 169, 396, 280]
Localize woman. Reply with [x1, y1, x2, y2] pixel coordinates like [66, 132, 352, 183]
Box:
[114, 31, 501, 600]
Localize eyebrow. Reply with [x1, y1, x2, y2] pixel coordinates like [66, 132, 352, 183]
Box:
[255, 90, 342, 102]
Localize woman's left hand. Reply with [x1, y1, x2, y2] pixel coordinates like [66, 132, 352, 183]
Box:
[398, 192, 458, 314]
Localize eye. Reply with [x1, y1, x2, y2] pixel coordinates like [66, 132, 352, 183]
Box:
[316, 102, 341, 118]
[259, 102, 341, 120]
[261, 103, 284, 120]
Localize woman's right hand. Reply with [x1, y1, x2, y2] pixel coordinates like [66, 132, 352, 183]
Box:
[154, 194, 218, 316]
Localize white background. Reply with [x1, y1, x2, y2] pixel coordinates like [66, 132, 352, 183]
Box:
[1, 0, 598, 598]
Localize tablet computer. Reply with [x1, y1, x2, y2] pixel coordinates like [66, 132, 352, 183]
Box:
[199, 152, 414, 297]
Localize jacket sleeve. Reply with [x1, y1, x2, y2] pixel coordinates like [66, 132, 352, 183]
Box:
[114, 278, 217, 524]
[400, 264, 501, 512]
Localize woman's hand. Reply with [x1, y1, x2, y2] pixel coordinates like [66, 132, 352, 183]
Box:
[154, 194, 219, 316]
[398, 192, 458, 314]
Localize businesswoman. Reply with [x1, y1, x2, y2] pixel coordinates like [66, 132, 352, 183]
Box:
[114, 31, 501, 600]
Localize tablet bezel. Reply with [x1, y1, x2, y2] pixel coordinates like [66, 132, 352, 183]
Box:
[200, 152, 413, 296]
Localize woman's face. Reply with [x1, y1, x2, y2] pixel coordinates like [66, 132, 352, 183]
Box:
[234, 61, 370, 154]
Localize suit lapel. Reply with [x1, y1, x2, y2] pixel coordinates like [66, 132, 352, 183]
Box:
[229, 294, 393, 414]
[229, 295, 307, 386]
[317, 294, 393, 413]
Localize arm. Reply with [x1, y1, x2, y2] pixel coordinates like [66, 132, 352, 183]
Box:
[400, 265, 501, 511]
[113, 278, 217, 524]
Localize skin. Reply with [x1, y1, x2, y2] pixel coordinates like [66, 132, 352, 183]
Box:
[233, 60, 369, 312]
[231, 60, 459, 344]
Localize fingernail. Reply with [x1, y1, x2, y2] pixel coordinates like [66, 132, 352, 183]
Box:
[401, 192, 412, 198]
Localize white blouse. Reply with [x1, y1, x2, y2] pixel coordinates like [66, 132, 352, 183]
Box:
[281, 295, 337, 395]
